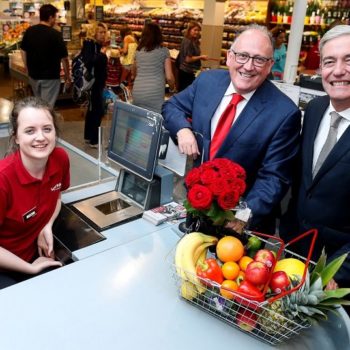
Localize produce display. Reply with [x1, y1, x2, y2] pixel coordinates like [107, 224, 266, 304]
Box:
[92, 1, 268, 62]
[0, 21, 30, 49]
[173, 230, 350, 346]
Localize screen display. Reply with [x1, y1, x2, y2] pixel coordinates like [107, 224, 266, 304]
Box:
[108, 101, 163, 181]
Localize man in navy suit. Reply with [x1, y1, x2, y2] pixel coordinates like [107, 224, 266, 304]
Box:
[280, 25, 350, 288]
[162, 25, 301, 233]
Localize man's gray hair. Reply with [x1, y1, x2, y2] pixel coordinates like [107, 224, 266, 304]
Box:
[230, 24, 274, 52]
[319, 25, 350, 58]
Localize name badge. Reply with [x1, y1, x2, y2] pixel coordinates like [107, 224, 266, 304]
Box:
[23, 207, 37, 222]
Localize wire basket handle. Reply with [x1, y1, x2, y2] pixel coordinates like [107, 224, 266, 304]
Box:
[267, 228, 318, 303]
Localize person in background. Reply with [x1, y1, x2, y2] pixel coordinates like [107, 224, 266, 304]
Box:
[119, 26, 137, 87]
[303, 20, 344, 73]
[20, 4, 71, 107]
[280, 25, 350, 290]
[105, 48, 122, 89]
[271, 28, 287, 80]
[162, 24, 301, 234]
[83, 22, 108, 149]
[0, 97, 70, 289]
[177, 21, 208, 92]
[132, 22, 175, 114]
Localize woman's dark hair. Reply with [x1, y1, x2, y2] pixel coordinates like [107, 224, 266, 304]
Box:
[8, 96, 60, 154]
[39, 4, 58, 22]
[274, 28, 286, 39]
[137, 23, 163, 51]
[120, 26, 132, 39]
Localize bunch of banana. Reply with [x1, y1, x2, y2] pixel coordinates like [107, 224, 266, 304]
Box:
[175, 232, 218, 300]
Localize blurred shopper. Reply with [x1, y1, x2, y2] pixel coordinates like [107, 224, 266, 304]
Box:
[106, 48, 122, 89]
[119, 26, 137, 87]
[177, 21, 208, 92]
[83, 22, 108, 148]
[280, 25, 350, 288]
[163, 24, 301, 233]
[303, 20, 344, 73]
[132, 23, 175, 114]
[21, 4, 71, 107]
[0, 97, 70, 289]
[271, 28, 287, 80]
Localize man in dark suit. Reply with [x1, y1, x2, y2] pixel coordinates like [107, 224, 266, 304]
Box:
[162, 25, 301, 233]
[280, 25, 350, 288]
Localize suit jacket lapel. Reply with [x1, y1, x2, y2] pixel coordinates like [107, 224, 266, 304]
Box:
[303, 96, 329, 189]
[215, 80, 268, 157]
[202, 73, 231, 138]
[312, 120, 350, 185]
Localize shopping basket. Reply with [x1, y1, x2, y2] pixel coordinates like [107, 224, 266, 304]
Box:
[170, 229, 318, 346]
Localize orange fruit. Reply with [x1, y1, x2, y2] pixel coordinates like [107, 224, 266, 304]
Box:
[221, 261, 240, 280]
[239, 256, 254, 271]
[220, 280, 238, 299]
[216, 236, 244, 262]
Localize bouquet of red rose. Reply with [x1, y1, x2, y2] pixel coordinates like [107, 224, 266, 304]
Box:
[184, 158, 247, 226]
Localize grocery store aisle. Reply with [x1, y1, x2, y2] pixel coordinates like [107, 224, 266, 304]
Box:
[0, 63, 109, 159]
[0, 64, 12, 99]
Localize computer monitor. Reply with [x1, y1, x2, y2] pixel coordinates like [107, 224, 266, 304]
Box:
[108, 101, 163, 182]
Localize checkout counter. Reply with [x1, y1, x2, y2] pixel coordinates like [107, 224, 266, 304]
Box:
[0, 101, 349, 349]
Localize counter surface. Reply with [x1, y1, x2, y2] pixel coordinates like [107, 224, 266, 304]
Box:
[0, 226, 349, 350]
[61, 180, 175, 260]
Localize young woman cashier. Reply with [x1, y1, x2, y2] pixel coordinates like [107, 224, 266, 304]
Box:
[0, 97, 70, 289]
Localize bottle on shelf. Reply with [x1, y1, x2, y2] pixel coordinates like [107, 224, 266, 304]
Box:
[277, 10, 283, 24]
[288, 1, 293, 24]
[315, 9, 321, 24]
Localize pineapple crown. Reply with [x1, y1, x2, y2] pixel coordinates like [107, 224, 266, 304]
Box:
[281, 250, 350, 322]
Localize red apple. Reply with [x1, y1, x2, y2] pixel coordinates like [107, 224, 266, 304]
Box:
[254, 249, 276, 269]
[236, 308, 258, 332]
[269, 271, 290, 293]
[245, 261, 270, 285]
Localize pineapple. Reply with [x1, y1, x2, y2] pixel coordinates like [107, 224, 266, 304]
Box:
[259, 250, 350, 335]
[258, 299, 295, 336]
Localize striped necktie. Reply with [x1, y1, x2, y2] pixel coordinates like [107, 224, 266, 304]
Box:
[313, 111, 343, 178]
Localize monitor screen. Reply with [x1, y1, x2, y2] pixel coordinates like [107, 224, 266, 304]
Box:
[108, 101, 163, 181]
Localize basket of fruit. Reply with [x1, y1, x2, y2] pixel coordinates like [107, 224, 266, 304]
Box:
[171, 229, 350, 346]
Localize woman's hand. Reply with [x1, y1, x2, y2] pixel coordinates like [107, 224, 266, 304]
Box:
[30, 256, 62, 275]
[200, 55, 208, 61]
[37, 225, 55, 259]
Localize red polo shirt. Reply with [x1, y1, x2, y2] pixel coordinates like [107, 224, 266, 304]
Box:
[0, 147, 70, 262]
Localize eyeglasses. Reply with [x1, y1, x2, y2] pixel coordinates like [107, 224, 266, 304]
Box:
[230, 50, 272, 67]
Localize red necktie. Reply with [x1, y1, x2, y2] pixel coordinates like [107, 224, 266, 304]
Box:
[210, 93, 244, 159]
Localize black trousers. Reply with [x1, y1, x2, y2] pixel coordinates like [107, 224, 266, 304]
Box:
[178, 69, 196, 92]
[84, 84, 105, 145]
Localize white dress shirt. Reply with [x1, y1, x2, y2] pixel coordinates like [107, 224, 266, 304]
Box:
[312, 104, 350, 171]
[210, 83, 255, 139]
